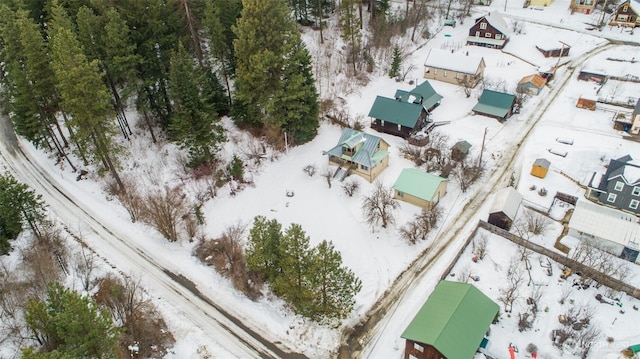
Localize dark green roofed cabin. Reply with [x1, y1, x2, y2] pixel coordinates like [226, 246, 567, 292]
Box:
[369, 81, 442, 139]
[401, 281, 499, 359]
[472, 89, 516, 121]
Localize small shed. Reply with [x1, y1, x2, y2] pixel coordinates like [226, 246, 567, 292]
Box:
[530, 158, 550, 178]
[517, 74, 547, 96]
[393, 168, 447, 210]
[488, 187, 522, 230]
[451, 140, 472, 161]
[576, 97, 596, 111]
[401, 281, 499, 359]
[577, 70, 607, 84]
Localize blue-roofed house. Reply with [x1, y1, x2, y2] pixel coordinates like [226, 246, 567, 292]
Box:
[369, 81, 443, 139]
[392, 168, 448, 209]
[324, 128, 390, 182]
[472, 89, 516, 121]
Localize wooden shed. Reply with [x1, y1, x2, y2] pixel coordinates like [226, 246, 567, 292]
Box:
[451, 140, 472, 162]
[488, 187, 522, 230]
[576, 97, 596, 111]
[530, 158, 550, 178]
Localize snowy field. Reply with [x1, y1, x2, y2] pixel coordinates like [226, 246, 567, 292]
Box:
[2, 1, 640, 358]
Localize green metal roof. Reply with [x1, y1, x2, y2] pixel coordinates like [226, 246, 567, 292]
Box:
[411, 81, 443, 110]
[472, 89, 516, 119]
[401, 281, 499, 359]
[392, 168, 447, 202]
[452, 140, 472, 154]
[368, 96, 424, 128]
[393, 81, 443, 111]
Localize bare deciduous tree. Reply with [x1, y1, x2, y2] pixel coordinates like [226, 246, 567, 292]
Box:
[194, 223, 262, 300]
[472, 234, 489, 260]
[142, 186, 190, 242]
[499, 257, 524, 313]
[94, 275, 175, 357]
[342, 179, 360, 197]
[303, 164, 317, 177]
[452, 156, 484, 193]
[400, 143, 424, 166]
[361, 182, 399, 229]
[322, 168, 333, 188]
[399, 207, 442, 244]
[74, 247, 97, 292]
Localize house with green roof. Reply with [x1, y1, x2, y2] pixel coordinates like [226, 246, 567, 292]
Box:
[392, 168, 447, 210]
[369, 81, 442, 139]
[472, 89, 516, 121]
[324, 128, 390, 183]
[401, 281, 499, 359]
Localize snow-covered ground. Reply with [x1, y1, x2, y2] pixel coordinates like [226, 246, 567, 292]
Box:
[1, 2, 640, 359]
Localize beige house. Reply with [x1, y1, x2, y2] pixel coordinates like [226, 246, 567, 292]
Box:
[424, 48, 486, 88]
[324, 128, 390, 183]
[393, 168, 447, 210]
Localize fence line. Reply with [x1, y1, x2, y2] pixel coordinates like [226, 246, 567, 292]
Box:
[477, 220, 640, 299]
[439, 225, 479, 280]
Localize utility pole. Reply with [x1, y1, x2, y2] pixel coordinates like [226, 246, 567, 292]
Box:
[478, 127, 487, 167]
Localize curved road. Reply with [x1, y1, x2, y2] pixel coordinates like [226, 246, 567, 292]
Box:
[337, 41, 618, 357]
[0, 117, 306, 358]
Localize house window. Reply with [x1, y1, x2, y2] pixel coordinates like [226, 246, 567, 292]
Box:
[614, 181, 624, 191]
[425, 67, 430, 73]
[434, 69, 438, 75]
[630, 199, 639, 209]
[381, 120, 385, 126]
[623, 5, 628, 11]
[397, 191, 404, 198]
[361, 164, 368, 170]
[607, 193, 617, 202]
[456, 72, 461, 79]
[443, 70, 448, 77]
[480, 22, 487, 29]
[397, 124, 401, 131]
[633, 186, 640, 196]
[495, 34, 501, 40]
[414, 343, 424, 352]
[618, 14, 628, 21]
[485, 32, 492, 38]
[476, 31, 480, 37]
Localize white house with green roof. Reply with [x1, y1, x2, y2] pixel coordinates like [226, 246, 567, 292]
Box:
[324, 128, 390, 183]
[401, 281, 499, 359]
[369, 81, 442, 139]
[392, 168, 447, 210]
[472, 89, 516, 121]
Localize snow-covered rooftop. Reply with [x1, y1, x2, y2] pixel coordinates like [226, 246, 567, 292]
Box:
[568, 200, 640, 248]
[423, 48, 484, 75]
[476, 11, 511, 36]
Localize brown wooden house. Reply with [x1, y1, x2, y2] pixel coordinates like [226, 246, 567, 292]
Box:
[466, 12, 511, 49]
[536, 41, 571, 57]
[609, 0, 640, 27]
[401, 281, 499, 359]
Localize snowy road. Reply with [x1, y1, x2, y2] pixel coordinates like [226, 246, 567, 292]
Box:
[0, 117, 305, 359]
[337, 42, 619, 358]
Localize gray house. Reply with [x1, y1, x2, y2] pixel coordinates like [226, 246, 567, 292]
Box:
[586, 155, 640, 215]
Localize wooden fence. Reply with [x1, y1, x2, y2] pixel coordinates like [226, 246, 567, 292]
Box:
[477, 220, 640, 299]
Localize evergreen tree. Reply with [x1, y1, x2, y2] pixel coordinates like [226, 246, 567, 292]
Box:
[340, 0, 362, 73]
[245, 216, 283, 282]
[24, 282, 120, 358]
[273, 223, 313, 313]
[168, 41, 225, 168]
[0, 173, 46, 255]
[233, 0, 319, 144]
[388, 45, 402, 79]
[49, 2, 125, 192]
[308, 240, 362, 320]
